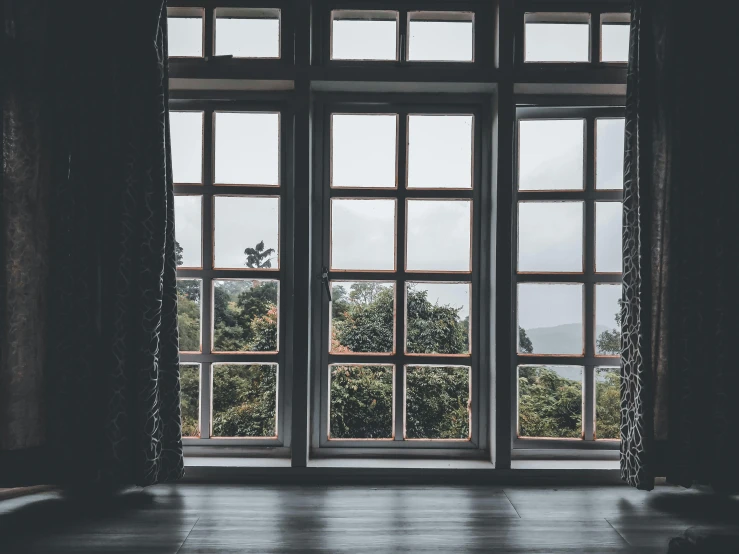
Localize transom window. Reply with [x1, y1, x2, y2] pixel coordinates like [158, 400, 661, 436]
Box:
[514, 107, 624, 447]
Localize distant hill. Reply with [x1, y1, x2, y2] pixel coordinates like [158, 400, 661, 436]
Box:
[525, 323, 610, 355]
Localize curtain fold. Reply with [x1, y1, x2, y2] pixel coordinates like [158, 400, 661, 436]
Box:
[621, 0, 739, 491]
[1, 0, 183, 487]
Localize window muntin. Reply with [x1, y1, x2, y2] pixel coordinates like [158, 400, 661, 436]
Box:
[172, 102, 288, 445]
[407, 12, 474, 63]
[524, 13, 590, 63]
[330, 10, 399, 61]
[514, 107, 623, 447]
[319, 102, 481, 449]
[215, 8, 281, 59]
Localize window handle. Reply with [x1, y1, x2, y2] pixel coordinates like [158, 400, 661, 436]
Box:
[321, 267, 332, 301]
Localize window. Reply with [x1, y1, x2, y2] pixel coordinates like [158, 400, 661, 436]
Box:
[167, 1, 628, 465]
[315, 101, 486, 452]
[514, 107, 624, 447]
[171, 101, 291, 446]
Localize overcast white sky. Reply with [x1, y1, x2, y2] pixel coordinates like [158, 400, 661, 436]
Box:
[169, 16, 627, 332]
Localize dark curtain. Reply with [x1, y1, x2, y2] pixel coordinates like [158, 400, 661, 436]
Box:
[1, 1, 183, 487]
[621, 0, 739, 491]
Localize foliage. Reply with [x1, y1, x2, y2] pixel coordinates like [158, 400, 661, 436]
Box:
[597, 311, 622, 355]
[332, 282, 394, 353]
[177, 282, 201, 352]
[213, 280, 278, 352]
[245, 240, 276, 269]
[330, 366, 393, 439]
[518, 366, 582, 438]
[175, 240, 184, 267]
[519, 326, 533, 353]
[406, 287, 468, 354]
[180, 364, 200, 437]
[596, 369, 620, 439]
[212, 364, 277, 437]
[406, 367, 469, 439]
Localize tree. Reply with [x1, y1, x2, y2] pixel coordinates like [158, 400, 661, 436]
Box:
[596, 368, 620, 439]
[519, 326, 534, 353]
[518, 366, 582, 438]
[175, 240, 184, 267]
[211, 364, 277, 437]
[596, 311, 621, 355]
[245, 240, 276, 269]
[406, 287, 468, 354]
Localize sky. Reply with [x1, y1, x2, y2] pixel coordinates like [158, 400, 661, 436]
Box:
[169, 14, 627, 335]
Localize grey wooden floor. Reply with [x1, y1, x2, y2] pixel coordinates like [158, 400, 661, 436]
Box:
[1, 483, 738, 553]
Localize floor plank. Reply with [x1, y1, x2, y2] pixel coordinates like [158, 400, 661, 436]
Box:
[0, 483, 737, 553]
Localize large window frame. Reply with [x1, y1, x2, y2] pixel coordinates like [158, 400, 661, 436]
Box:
[167, 0, 630, 467]
[512, 105, 623, 452]
[310, 95, 492, 457]
[173, 96, 295, 451]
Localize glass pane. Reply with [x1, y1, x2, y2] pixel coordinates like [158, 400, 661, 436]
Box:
[519, 119, 584, 191]
[406, 200, 471, 271]
[168, 17, 203, 57]
[406, 282, 470, 355]
[177, 279, 201, 353]
[518, 283, 583, 355]
[596, 202, 622, 273]
[596, 284, 621, 356]
[214, 196, 279, 269]
[214, 112, 279, 185]
[170, 112, 203, 184]
[407, 12, 473, 62]
[174, 195, 202, 268]
[215, 9, 280, 58]
[179, 364, 200, 438]
[406, 366, 470, 439]
[213, 280, 279, 353]
[330, 365, 393, 439]
[331, 199, 395, 271]
[525, 23, 589, 62]
[518, 202, 583, 272]
[518, 365, 583, 438]
[596, 367, 621, 440]
[602, 24, 630, 62]
[596, 119, 626, 190]
[330, 282, 395, 354]
[212, 364, 277, 437]
[331, 11, 398, 61]
[332, 114, 397, 189]
[408, 115, 473, 189]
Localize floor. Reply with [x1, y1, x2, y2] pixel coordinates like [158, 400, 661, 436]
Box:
[1, 483, 738, 553]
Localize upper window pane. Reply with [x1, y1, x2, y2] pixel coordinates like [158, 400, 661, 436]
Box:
[524, 13, 590, 63]
[595, 202, 622, 273]
[408, 115, 473, 189]
[407, 12, 474, 62]
[406, 200, 471, 272]
[596, 118, 625, 190]
[601, 18, 630, 62]
[214, 196, 279, 269]
[518, 201, 583, 273]
[170, 111, 203, 184]
[332, 114, 397, 189]
[215, 8, 280, 59]
[168, 15, 203, 57]
[331, 10, 398, 61]
[518, 119, 584, 191]
[214, 112, 279, 186]
[331, 199, 396, 271]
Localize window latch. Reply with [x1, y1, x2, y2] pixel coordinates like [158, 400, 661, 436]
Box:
[321, 266, 332, 301]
